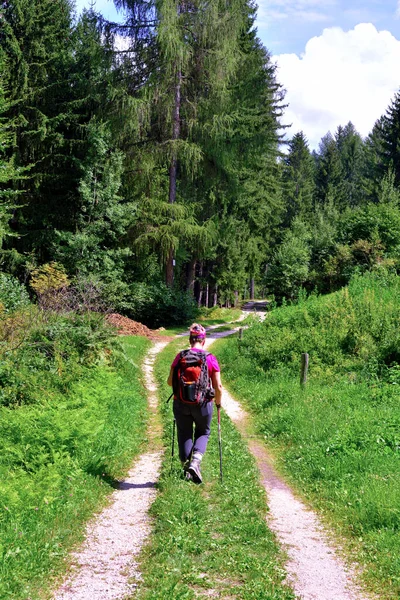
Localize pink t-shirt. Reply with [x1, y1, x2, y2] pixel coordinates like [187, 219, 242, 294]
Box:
[171, 349, 220, 376]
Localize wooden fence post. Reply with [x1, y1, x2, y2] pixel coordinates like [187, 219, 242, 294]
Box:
[300, 353, 309, 387]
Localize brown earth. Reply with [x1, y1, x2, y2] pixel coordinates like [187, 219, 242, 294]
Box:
[106, 313, 161, 339]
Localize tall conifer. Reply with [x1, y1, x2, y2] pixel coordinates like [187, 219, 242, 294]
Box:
[283, 131, 314, 224]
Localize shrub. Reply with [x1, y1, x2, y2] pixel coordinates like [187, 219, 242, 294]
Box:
[0, 272, 30, 312]
[0, 309, 116, 407]
[118, 281, 198, 327]
[266, 219, 311, 301]
[241, 271, 400, 379]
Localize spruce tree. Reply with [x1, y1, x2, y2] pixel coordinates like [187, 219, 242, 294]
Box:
[282, 131, 314, 225]
[1, 0, 75, 261]
[373, 93, 400, 192]
[175, 5, 285, 301]
[0, 57, 25, 248]
[335, 122, 364, 207]
[314, 132, 344, 208]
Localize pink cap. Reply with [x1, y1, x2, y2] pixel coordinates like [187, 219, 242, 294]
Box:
[189, 324, 206, 339]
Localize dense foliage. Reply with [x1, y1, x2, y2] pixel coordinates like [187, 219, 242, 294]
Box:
[2, 0, 400, 315]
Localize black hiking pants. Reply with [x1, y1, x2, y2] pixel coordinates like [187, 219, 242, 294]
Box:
[173, 400, 214, 462]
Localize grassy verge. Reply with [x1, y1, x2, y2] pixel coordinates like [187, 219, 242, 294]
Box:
[132, 338, 294, 600]
[0, 335, 151, 600]
[211, 276, 400, 599]
[198, 307, 242, 326]
[155, 309, 244, 337]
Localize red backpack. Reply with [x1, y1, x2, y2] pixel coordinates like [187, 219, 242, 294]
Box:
[172, 349, 215, 405]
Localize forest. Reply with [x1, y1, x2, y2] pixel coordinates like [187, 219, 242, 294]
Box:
[2, 0, 400, 325]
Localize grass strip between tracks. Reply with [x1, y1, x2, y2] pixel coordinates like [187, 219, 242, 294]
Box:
[132, 337, 294, 600]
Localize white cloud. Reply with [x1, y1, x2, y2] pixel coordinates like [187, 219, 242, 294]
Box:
[274, 23, 400, 149]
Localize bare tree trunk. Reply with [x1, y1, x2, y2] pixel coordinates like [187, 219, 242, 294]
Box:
[234, 290, 239, 307]
[186, 258, 196, 293]
[197, 262, 203, 306]
[205, 283, 209, 308]
[166, 68, 182, 287]
[250, 278, 255, 300]
[212, 284, 218, 307]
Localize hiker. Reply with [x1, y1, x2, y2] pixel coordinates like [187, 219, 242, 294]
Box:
[167, 323, 223, 483]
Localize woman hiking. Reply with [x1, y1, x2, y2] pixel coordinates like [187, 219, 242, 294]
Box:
[167, 323, 223, 484]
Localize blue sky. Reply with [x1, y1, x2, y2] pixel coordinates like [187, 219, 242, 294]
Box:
[256, 0, 400, 55]
[74, 0, 400, 149]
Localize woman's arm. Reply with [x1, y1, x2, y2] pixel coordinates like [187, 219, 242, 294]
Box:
[211, 371, 223, 407]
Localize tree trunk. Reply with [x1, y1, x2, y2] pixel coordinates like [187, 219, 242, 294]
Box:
[205, 283, 209, 308]
[186, 258, 196, 292]
[196, 261, 203, 306]
[250, 277, 255, 300]
[234, 290, 239, 307]
[212, 284, 218, 307]
[166, 67, 182, 286]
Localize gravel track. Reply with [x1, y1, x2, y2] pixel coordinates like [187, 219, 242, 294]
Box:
[53, 341, 168, 600]
[205, 330, 371, 600]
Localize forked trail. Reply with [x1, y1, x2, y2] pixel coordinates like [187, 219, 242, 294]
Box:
[205, 329, 371, 600]
[53, 325, 372, 600]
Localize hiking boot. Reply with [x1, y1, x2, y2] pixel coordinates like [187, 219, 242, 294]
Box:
[188, 452, 203, 484]
[181, 459, 192, 481]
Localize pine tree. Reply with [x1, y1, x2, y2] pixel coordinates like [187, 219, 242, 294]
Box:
[314, 132, 344, 208]
[381, 91, 400, 187]
[178, 7, 285, 302]
[116, 0, 253, 287]
[1, 0, 75, 261]
[282, 131, 315, 224]
[335, 122, 364, 207]
[0, 57, 25, 248]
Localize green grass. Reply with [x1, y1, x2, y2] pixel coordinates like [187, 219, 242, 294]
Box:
[131, 338, 294, 600]
[198, 307, 242, 326]
[156, 326, 187, 336]
[211, 274, 400, 600]
[155, 309, 245, 337]
[0, 335, 151, 600]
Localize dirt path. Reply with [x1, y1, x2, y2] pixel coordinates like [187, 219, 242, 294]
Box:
[205, 331, 371, 600]
[52, 322, 371, 600]
[53, 341, 168, 600]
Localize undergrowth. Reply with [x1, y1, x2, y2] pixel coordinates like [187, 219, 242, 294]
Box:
[132, 338, 294, 600]
[212, 271, 400, 599]
[0, 327, 150, 600]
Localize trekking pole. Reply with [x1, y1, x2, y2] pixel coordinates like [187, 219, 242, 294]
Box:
[171, 418, 176, 473]
[217, 405, 223, 483]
